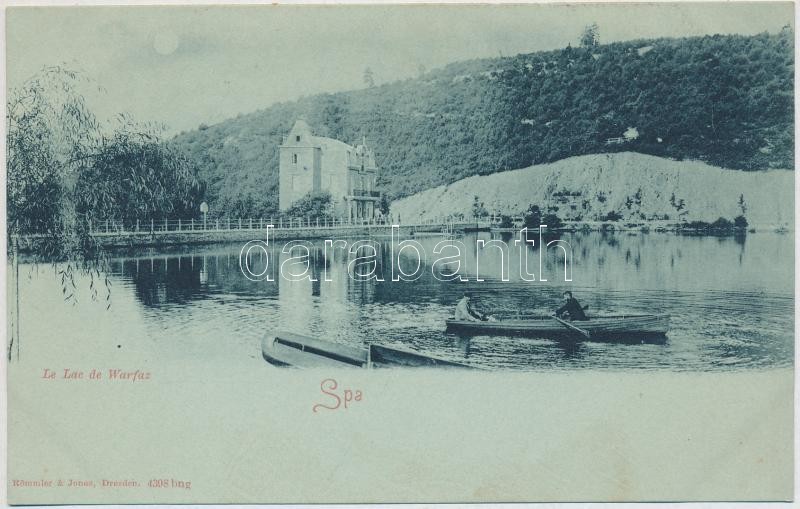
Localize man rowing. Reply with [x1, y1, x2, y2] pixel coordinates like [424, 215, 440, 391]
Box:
[454, 292, 489, 322]
[554, 291, 588, 321]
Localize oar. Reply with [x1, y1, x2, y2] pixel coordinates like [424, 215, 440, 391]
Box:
[553, 316, 590, 339]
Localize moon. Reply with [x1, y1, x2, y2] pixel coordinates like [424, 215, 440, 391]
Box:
[153, 31, 179, 56]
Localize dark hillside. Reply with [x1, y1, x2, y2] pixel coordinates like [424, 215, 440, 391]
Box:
[172, 29, 794, 217]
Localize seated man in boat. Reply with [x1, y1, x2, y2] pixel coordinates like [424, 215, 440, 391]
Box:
[454, 293, 488, 322]
[555, 291, 588, 321]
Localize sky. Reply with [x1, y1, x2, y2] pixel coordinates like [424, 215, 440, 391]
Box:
[6, 3, 795, 136]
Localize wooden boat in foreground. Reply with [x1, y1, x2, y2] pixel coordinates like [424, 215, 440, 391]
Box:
[261, 332, 473, 369]
[445, 314, 670, 341]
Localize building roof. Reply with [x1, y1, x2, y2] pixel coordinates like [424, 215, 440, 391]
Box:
[289, 119, 313, 137]
[283, 120, 377, 170]
[314, 136, 354, 153]
[284, 119, 361, 153]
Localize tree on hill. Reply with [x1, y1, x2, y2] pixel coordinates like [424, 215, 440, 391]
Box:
[471, 196, 488, 218]
[580, 22, 600, 48]
[363, 67, 375, 88]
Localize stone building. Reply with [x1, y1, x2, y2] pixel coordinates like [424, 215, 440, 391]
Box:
[279, 120, 380, 220]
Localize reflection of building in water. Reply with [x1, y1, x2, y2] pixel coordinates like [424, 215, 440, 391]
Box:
[273, 243, 365, 337]
[279, 119, 380, 221]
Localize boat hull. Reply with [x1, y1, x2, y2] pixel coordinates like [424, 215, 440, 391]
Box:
[261, 332, 369, 368]
[262, 332, 473, 368]
[369, 344, 472, 369]
[446, 314, 670, 341]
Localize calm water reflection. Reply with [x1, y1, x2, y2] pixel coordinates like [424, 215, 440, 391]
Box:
[17, 231, 794, 371]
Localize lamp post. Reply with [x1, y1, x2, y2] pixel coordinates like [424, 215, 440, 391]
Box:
[200, 201, 209, 230]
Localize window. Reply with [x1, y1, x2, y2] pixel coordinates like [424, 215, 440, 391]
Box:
[292, 154, 298, 164]
[296, 135, 301, 142]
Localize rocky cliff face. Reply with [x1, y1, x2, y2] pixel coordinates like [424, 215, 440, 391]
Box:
[391, 152, 794, 227]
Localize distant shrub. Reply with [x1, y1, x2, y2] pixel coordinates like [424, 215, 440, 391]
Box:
[670, 193, 686, 211]
[541, 213, 564, 230]
[682, 217, 742, 232]
[285, 191, 333, 220]
[684, 220, 711, 230]
[734, 215, 749, 228]
[498, 215, 514, 228]
[523, 204, 542, 229]
[379, 194, 391, 215]
[601, 210, 624, 221]
[711, 217, 733, 229]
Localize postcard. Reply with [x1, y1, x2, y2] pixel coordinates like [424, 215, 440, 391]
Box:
[5, 2, 795, 504]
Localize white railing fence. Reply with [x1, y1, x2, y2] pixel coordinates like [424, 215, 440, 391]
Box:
[84, 216, 491, 235]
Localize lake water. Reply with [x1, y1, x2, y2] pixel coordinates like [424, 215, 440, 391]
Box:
[12, 231, 794, 371]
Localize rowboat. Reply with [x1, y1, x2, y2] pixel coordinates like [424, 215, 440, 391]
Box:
[445, 314, 670, 341]
[261, 332, 473, 369]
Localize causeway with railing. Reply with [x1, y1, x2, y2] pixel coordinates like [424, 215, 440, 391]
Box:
[12, 217, 493, 252]
[84, 216, 489, 235]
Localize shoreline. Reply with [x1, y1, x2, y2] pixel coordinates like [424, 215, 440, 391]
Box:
[492, 220, 793, 235]
[12, 220, 793, 255]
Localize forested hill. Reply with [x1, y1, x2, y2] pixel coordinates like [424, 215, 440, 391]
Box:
[172, 29, 794, 217]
